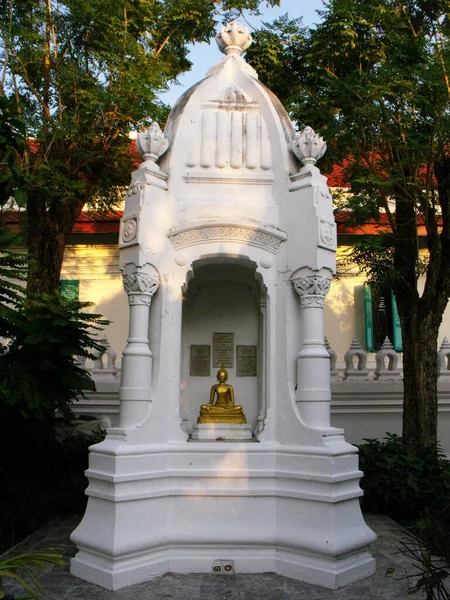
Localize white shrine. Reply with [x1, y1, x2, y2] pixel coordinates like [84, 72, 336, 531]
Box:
[70, 22, 376, 591]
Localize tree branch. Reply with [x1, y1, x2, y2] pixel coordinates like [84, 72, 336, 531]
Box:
[9, 49, 51, 118]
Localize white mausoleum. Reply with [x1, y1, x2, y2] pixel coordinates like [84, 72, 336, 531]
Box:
[70, 21, 376, 591]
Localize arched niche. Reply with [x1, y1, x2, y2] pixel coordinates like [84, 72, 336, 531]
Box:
[180, 256, 266, 437]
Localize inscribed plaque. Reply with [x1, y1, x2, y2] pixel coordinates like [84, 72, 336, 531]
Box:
[213, 332, 234, 368]
[190, 345, 211, 376]
[237, 345, 257, 377]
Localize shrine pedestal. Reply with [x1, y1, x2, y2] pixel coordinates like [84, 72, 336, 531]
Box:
[191, 423, 253, 441]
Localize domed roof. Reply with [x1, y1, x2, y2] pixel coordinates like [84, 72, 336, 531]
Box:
[161, 21, 299, 179]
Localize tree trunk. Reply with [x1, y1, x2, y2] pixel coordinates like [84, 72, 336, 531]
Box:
[397, 297, 439, 453]
[26, 194, 84, 295]
[393, 174, 449, 454]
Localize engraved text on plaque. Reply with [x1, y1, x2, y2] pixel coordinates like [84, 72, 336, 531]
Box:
[237, 345, 257, 377]
[190, 345, 211, 376]
[213, 332, 234, 368]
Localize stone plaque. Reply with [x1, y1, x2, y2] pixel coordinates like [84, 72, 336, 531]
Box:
[190, 345, 211, 376]
[237, 345, 257, 377]
[213, 332, 234, 368]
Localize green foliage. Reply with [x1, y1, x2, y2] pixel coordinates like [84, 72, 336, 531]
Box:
[0, 426, 105, 555]
[0, 293, 108, 420]
[358, 434, 450, 519]
[245, 15, 306, 107]
[0, 96, 27, 207]
[0, 551, 64, 600]
[0, 226, 27, 309]
[0, 225, 105, 420]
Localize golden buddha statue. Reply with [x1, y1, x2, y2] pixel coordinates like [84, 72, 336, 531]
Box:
[197, 366, 247, 425]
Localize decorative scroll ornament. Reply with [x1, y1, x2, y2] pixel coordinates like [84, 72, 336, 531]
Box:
[290, 126, 327, 168]
[122, 218, 137, 244]
[136, 122, 169, 168]
[319, 219, 335, 248]
[169, 225, 285, 254]
[292, 275, 331, 308]
[216, 21, 252, 56]
[122, 271, 160, 306]
[126, 182, 142, 197]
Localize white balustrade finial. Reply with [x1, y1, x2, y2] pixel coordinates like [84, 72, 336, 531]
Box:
[438, 337, 450, 378]
[440, 336, 450, 350]
[136, 122, 169, 169]
[344, 336, 369, 379]
[216, 21, 252, 56]
[374, 337, 400, 380]
[290, 126, 327, 168]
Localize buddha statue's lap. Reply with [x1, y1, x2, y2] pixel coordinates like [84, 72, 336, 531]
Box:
[197, 367, 247, 425]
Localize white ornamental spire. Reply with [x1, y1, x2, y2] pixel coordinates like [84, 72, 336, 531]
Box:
[290, 126, 327, 168]
[136, 122, 169, 170]
[216, 21, 252, 56]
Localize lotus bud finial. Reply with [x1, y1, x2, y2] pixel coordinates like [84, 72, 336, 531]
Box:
[136, 122, 169, 169]
[290, 126, 327, 168]
[216, 21, 252, 56]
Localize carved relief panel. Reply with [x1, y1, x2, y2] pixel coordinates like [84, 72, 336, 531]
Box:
[184, 84, 272, 177]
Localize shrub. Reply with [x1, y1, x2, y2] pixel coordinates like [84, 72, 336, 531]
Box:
[0, 428, 105, 554]
[358, 434, 450, 520]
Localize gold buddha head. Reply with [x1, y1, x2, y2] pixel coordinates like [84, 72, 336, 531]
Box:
[217, 365, 228, 382]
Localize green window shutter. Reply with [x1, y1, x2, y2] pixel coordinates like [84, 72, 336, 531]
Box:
[61, 280, 79, 301]
[364, 283, 375, 351]
[391, 289, 403, 352]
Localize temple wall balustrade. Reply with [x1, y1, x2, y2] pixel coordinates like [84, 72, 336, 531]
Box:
[72, 334, 450, 457]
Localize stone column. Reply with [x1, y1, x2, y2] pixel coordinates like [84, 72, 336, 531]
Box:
[292, 271, 332, 429]
[120, 265, 160, 428]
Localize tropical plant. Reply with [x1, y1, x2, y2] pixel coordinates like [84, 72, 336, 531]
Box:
[0, 293, 107, 421]
[388, 506, 450, 600]
[0, 551, 64, 600]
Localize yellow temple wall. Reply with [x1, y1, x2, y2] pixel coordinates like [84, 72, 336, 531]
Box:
[61, 243, 450, 368]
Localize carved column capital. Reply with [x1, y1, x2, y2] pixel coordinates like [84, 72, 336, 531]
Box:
[292, 275, 331, 309]
[122, 269, 160, 306]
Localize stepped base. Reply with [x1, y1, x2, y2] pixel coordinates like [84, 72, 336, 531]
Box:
[70, 441, 376, 592]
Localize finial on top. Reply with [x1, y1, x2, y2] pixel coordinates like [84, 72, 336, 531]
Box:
[216, 21, 252, 56]
[290, 126, 327, 168]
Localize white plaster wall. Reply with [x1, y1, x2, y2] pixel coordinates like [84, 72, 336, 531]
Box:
[181, 279, 259, 431]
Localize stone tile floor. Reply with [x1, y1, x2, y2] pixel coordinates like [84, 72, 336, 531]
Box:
[1, 513, 429, 599]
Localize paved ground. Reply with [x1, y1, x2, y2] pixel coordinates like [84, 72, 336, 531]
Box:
[2, 513, 428, 599]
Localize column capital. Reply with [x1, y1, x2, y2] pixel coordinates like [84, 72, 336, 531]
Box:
[122, 265, 160, 306]
[291, 272, 331, 309]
